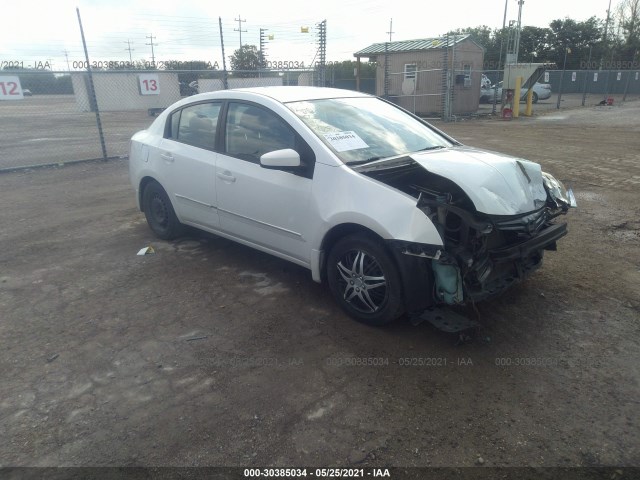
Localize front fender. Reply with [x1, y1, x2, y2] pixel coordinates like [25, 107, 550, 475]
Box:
[311, 163, 444, 246]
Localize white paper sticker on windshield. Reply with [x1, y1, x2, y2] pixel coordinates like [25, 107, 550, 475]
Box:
[323, 131, 369, 152]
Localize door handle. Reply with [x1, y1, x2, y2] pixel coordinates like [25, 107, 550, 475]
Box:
[217, 171, 236, 183]
[160, 152, 174, 163]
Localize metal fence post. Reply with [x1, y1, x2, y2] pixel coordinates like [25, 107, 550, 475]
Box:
[623, 51, 637, 102]
[76, 7, 107, 161]
[582, 46, 592, 106]
[383, 42, 390, 99]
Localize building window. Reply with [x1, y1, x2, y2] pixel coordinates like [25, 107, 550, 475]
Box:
[404, 64, 417, 80]
[463, 64, 471, 88]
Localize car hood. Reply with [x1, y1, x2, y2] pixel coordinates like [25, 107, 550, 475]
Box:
[408, 146, 548, 215]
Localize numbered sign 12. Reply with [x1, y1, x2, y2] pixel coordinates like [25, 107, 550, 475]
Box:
[139, 74, 160, 95]
[0, 76, 24, 100]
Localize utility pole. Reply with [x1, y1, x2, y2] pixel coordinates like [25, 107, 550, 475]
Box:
[234, 15, 247, 46]
[502, 0, 508, 29]
[63, 50, 71, 71]
[386, 18, 394, 42]
[514, 0, 524, 63]
[124, 40, 134, 63]
[600, 0, 613, 100]
[146, 34, 157, 65]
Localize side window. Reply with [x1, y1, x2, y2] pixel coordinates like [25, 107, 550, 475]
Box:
[168, 102, 221, 150]
[463, 64, 471, 88]
[225, 102, 296, 162]
[404, 64, 417, 80]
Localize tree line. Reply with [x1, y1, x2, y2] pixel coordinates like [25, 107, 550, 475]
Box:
[451, 0, 639, 70]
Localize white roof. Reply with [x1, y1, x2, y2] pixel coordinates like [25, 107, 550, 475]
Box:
[192, 86, 372, 104]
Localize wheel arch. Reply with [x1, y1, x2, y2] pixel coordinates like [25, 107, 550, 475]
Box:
[318, 223, 389, 283]
[319, 222, 437, 315]
[138, 176, 161, 212]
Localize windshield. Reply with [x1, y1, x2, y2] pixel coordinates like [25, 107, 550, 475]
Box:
[287, 97, 453, 164]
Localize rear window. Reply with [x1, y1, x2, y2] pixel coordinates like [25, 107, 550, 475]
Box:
[168, 102, 221, 150]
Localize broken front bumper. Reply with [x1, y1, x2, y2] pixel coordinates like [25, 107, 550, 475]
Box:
[489, 222, 567, 262]
[390, 218, 569, 312]
[433, 220, 568, 304]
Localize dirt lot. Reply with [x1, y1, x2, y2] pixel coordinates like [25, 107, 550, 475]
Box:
[1, 101, 639, 472]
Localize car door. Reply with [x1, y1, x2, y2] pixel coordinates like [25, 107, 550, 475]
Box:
[157, 101, 222, 229]
[215, 101, 314, 263]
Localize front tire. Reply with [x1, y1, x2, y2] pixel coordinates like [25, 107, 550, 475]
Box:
[327, 234, 404, 326]
[532, 92, 539, 103]
[142, 181, 183, 240]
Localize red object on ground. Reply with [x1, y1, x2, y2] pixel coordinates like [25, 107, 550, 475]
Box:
[502, 108, 513, 120]
[607, 98, 614, 106]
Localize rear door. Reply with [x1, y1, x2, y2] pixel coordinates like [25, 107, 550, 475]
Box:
[158, 101, 222, 229]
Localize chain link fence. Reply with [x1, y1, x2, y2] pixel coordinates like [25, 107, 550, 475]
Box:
[382, 66, 640, 118]
[0, 68, 316, 170]
[1, 66, 639, 170]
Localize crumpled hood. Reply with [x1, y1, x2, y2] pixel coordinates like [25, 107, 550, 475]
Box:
[410, 146, 548, 215]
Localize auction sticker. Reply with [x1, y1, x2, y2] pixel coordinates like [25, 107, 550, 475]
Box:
[323, 131, 369, 152]
[0, 76, 24, 100]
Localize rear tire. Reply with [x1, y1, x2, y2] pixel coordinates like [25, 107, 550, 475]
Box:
[327, 234, 404, 326]
[532, 92, 539, 104]
[142, 181, 183, 240]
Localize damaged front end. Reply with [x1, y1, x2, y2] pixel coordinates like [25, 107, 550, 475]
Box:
[357, 154, 575, 309]
[420, 190, 570, 305]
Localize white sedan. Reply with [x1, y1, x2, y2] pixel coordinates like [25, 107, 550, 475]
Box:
[129, 86, 575, 325]
[480, 81, 552, 104]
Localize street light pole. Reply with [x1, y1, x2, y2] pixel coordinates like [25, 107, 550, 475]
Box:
[502, 0, 508, 29]
[514, 0, 524, 63]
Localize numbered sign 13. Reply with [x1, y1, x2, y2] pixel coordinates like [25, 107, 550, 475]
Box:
[139, 74, 160, 95]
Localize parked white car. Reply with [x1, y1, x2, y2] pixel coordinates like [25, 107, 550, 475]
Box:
[129, 87, 575, 325]
[480, 81, 552, 104]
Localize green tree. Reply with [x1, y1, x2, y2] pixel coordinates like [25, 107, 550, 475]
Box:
[518, 26, 553, 63]
[229, 45, 264, 77]
[616, 0, 640, 59]
[548, 17, 603, 68]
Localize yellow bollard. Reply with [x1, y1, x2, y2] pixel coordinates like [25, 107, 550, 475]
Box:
[525, 88, 534, 116]
[513, 76, 522, 118]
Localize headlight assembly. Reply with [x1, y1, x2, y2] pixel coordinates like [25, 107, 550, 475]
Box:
[542, 172, 577, 209]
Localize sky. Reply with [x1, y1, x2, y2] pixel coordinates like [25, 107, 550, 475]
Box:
[2, 0, 615, 71]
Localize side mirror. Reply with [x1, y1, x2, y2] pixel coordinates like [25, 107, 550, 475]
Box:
[260, 149, 301, 169]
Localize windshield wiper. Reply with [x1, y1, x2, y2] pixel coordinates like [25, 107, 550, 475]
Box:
[346, 156, 384, 166]
[417, 145, 446, 152]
